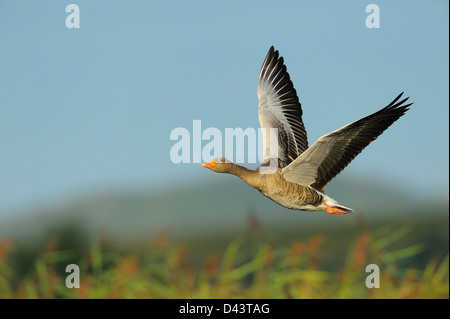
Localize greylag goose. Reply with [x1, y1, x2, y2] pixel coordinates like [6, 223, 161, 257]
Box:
[202, 46, 412, 214]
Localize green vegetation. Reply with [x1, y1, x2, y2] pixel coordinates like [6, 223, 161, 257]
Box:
[0, 220, 448, 299]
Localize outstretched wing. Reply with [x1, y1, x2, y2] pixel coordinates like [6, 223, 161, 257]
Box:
[257, 46, 308, 169]
[281, 92, 412, 190]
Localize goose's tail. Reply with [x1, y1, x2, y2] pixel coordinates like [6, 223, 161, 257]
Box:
[321, 195, 353, 215]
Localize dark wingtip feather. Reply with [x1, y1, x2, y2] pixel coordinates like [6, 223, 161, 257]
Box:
[392, 96, 410, 108]
[402, 102, 413, 111]
[387, 92, 404, 106]
[387, 92, 414, 111]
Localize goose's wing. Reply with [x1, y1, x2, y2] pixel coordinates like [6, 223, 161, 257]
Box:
[281, 92, 412, 190]
[257, 46, 308, 169]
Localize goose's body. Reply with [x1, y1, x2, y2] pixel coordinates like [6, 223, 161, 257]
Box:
[202, 46, 412, 214]
[220, 166, 324, 210]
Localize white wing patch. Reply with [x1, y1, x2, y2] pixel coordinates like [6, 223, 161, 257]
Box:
[258, 103, 291, 161]
[281, 136, 332, 186]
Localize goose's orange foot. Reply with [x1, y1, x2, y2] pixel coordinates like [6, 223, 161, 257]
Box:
[323, 201, 348, 215]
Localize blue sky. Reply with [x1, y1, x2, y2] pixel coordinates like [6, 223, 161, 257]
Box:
[0, 1, 448, 215]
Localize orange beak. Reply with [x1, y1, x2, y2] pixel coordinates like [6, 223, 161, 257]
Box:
[201, 159, 216, 169]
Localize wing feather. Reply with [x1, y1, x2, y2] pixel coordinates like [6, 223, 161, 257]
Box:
[281, 92, 412, 189]
[257, 46, 308, 168]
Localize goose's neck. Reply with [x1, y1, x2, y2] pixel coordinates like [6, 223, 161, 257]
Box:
[228, 164, 261, 188]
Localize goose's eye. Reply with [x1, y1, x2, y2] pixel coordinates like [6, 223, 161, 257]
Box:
[216, 158, 222, 163]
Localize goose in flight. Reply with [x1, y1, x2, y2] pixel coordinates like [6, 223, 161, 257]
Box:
[202, 46, 412, 214]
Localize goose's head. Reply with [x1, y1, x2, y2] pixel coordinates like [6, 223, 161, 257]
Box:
[201, 157, 233, 173]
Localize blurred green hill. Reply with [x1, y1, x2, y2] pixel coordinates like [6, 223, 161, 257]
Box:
[0, 176, 448, 244]
[0, 177, 448, 298]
